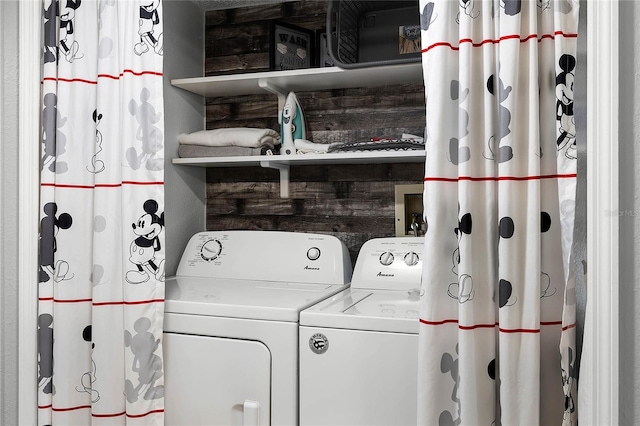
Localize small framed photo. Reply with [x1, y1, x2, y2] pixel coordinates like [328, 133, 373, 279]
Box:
[316, 29, 335, 68]
[270, 21, 314, 71]
[394, 184, 424, 237]
[398, 25, 422, 55]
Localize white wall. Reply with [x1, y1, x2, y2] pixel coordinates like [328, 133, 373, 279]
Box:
[1, 1, 20, 425]
[573, 0, 588, 368]
[163, 0, 206, 276]
[618, 1, 639, 423]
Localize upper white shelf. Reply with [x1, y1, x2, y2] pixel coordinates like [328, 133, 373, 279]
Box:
[170, 63, 423, 97]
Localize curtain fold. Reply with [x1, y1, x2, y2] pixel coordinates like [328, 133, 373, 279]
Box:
[38, 1, 165, 424]
[418, 1, 578, 424]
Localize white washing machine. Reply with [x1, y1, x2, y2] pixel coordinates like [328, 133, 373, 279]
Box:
[163, 230, 352, 426]
[299, 237, 423, 426]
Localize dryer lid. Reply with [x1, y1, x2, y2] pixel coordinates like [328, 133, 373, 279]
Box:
[165, 276, 349, 322]
[299, 288, 420, 334]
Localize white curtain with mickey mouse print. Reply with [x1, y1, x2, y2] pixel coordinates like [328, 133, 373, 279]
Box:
[418, 1, 578, 425]
[38, 1, 165, 424]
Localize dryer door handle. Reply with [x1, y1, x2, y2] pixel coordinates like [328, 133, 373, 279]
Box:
[243, 400, 260, 426]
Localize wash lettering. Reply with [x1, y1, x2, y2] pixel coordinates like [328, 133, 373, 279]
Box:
[279, 33, 308, 49]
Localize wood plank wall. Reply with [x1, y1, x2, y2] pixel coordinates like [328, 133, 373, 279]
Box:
[203, 1, 425, 263]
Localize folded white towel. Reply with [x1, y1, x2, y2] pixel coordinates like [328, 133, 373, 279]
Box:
[294, 139, 342, 154]
[402, 133, 424, 142]
[178, 128, 280, 148]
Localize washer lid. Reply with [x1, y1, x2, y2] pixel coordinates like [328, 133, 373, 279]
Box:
[299, 288, 420, 334]
[165, 276, 349, 322]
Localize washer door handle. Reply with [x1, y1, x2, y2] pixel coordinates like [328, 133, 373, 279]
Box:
[243, 400, 260, 426]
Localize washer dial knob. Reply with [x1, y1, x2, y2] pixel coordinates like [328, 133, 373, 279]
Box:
[404, 251, 420, 266]
[379, 252, 395, 266]
[307, 247, 321, 261]
[201, 239, 223, 261]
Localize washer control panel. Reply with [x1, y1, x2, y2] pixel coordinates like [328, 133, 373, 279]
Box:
[175, 231, 352, 285]
[352, 237, 424, 291]
[200, 238, 223, 261]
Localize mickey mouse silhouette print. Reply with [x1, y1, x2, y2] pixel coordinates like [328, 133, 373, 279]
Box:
[134, 0, 163, 56]
[43, 1, 59, 63]
[420, 2, 437, 31]
[484, 72, 514, 163]
[39, 202, 74, 283]
[556, 54, 577, 159]
[37, 314, 55, 395]
[43, 0, 84, 63]
[76, 325, 100, 403]
[449, 211, 475, 303]
[127, 88, 164, 171]
[124, 317, 164, 402]
[448, 80, 471, 165]
[41, 93, 69, 174]
[59, 0, 83, 62]
[457, 0, 479, 23]
[561, 347, 578, 422]
[440, 344, 461, 425]
[87, 109, 105, 174]
[126, 199, 165, 284]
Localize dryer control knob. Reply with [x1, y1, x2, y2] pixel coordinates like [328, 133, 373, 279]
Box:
[200, 239, 222, 261]
[307, 247, 321, 261]
[404, 251, 420, 266]
[379, 252, 395, 266]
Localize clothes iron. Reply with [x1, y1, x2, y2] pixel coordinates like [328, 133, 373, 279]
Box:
[280, 91, 306, 155]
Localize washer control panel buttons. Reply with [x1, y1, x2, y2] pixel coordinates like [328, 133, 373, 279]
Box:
[404, 252, 420, 266]
[307, 247, 321, 261]
[379, 252, 395, 266]
[200, 239, 223, 261]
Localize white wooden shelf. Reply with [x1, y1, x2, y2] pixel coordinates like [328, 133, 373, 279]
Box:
[171, 63, 423, 98]
[172, 150, 424, 167]
[171, 63, 425, 198]
[173, 150, 425, 197]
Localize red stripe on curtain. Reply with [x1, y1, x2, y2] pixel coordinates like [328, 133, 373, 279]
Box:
[42, 69, 163, 85]
[422, 30, 579, 53]
[424, 174, 577, 182]
[420, 318, 577, 333]
[41, 181, 165, 188]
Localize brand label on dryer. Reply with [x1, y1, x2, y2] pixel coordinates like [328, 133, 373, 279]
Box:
[309, 333, 329, 355]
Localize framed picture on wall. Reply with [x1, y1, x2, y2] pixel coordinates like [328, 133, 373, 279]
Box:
[270, 21, 314, 71]
[316, 29, 335, 68]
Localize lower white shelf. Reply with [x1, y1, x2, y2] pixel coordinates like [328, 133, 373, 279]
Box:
[172, 150, 425, 167]
[172, 150, 425, 198]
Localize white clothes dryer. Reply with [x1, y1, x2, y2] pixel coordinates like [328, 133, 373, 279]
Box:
[299, 237, 423, 426]
[163, 230, 352, 426]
